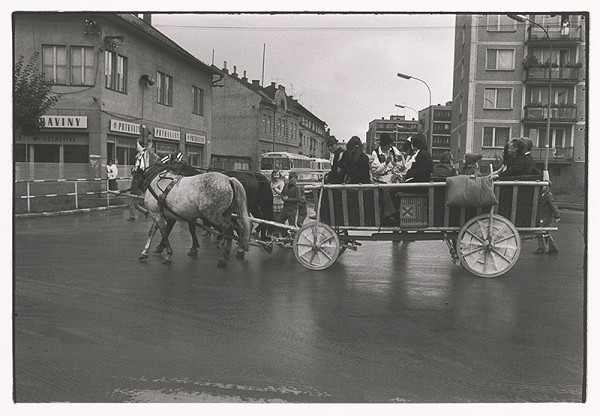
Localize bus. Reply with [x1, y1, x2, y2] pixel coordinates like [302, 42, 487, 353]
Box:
[310, 158, 332, 174]
[259, 152, 312, 181]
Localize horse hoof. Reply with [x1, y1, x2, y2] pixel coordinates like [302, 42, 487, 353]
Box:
[162, 258, 172, 265]
[188, 249, 198, 257]
[154, 246, 164, 254]
[264, 245, 273, 255]
[217, 260, 228, 268]
[138, 254, 148, 261]
[235, 251, 245, 260]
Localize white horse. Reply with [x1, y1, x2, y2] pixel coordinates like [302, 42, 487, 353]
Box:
[134, 157, 252, 268]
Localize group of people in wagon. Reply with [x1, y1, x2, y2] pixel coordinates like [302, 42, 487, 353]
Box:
[320, 133, 559, 253]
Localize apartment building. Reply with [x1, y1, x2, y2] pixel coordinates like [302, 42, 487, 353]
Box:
[451, 13, 586, 195]
[418, 102, 453, 161]
[366, 115, 419, 154]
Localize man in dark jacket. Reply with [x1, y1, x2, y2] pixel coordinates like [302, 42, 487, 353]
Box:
[324, 136, 345, 184]
[405, 133, 433, 183]
[433, 152, 458, 179]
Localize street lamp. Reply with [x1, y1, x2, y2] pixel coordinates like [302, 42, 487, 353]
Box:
[395, 103, 419, 119]
[508, 14, 551, 181]
[397, 72, 432, 150]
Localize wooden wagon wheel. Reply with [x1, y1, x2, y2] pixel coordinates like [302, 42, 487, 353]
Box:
[293, 222, 340, 270]
[456, 214, 521, 278]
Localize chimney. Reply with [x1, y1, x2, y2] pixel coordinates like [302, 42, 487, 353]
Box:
[232, 66, 238, 77]
[271, 82, 276, 87]
[141, 14, 152, 25]
[242, 70, 247, 82]
[252, 80, 261, 88]
[222, 61, 228, 74]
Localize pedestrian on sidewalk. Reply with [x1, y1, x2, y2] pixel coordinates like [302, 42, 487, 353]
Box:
[107, 159, 118, 191]
[535, 183, 561, 254]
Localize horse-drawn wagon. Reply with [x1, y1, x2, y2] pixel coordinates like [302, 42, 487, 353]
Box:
[280, 177, 557, 277]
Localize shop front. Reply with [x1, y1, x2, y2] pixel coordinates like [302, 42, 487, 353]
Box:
[108, 119, 142, 176]
[185, 132, 206, 168]
[153, 127, 181, 158]
[14, 115, 90, 180]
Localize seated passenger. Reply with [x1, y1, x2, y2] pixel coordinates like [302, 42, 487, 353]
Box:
[404, 133, 433, 183]
[460, 153, 482, 176]
[494, 138, 534, 178]
[341, 136, 370, 184]
[370, 132, 403, 184]
[433, 152, 458, 179]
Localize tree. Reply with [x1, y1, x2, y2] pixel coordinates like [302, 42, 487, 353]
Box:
[13, 52, 59, 137]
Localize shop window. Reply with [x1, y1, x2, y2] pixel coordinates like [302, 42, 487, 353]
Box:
[64, 145, 89, 163]
[14, 144, 27, 162]
[42, 45, 67, 84]
[34, 144, 59, 162]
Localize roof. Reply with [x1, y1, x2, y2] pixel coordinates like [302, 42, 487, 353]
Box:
[114, 14, 219, 76]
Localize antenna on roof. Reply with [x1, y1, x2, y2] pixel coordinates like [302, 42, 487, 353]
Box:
[261, 43, 266, 87]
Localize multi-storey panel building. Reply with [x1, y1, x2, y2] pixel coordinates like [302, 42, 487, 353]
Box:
[418, 102, 453, 161]
[451, 13, 586, 195]
[14, 12, 217, 181]
[366, 115, 419, 154]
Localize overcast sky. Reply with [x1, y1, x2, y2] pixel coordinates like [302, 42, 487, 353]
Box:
[151, 13, 456, 143]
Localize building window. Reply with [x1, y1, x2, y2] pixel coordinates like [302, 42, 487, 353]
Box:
[483, 126, 510, 147]
[267, 115, 272, 134]
[63, 145, 89, 163]
[486, 49, 515, 70]
[484, 88, 513, 109]
[487, 15, 517, 32]
[192, 86, 204, 115]
[157, 72, 173, 106]
[70, 46, 94, 85]
[104, 50, 127, 92]
[42, 45, 67, 84]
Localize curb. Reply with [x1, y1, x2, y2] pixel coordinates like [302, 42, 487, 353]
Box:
[556, 203, 585, 212]
[15, 204, 128, 219]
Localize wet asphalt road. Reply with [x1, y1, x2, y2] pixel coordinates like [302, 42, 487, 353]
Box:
[13, 207, 585, 403]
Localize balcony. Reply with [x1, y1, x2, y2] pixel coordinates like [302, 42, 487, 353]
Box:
[527, 24, 582, 43]
[524, 105, 577, 122]
[526, 66, 581, 83]
[530, 147, 574, 163]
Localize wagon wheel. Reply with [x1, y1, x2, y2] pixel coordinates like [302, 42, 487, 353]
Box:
[456, 214, 521, 278]
[293, 222, 340, 270]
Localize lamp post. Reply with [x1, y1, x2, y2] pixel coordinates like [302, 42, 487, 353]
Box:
[397, 73, 432, 150]
[508, 14, 551, 181]
[395, 103, 419, 120]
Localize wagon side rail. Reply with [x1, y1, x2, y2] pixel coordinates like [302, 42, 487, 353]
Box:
[304, 180, 557, 234]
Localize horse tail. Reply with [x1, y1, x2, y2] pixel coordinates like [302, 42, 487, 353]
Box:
[256, 173, 274, 221]
[229, 177, 251, 252]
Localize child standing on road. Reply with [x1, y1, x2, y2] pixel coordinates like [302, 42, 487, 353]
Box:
[535, 184, 561, 254]
[270, 168, 285, 216]
[278, 171, 302, 226]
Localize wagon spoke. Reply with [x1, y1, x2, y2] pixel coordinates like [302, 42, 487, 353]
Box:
[462, 246, 485, 258]
[477, 220, 489, 240]
[465, 228, 485, 243]
[316, 246, 334, 261]
[492, 234, 516, 245]
[490, 248, 512, 264]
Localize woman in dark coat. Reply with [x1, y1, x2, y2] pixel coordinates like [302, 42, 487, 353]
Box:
[496, 138, 532, 178]
[340, 136, 370, 184]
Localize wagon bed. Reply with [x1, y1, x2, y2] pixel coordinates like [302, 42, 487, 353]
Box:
[297, 177, 557, 277]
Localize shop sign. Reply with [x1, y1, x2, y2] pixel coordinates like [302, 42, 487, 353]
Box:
[15, 133, 89, 145]
[41, 115, 87, 128]
[110, 119, 141, 135]
[185, 133, 206, 144]
[154, 127, 180, 141]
